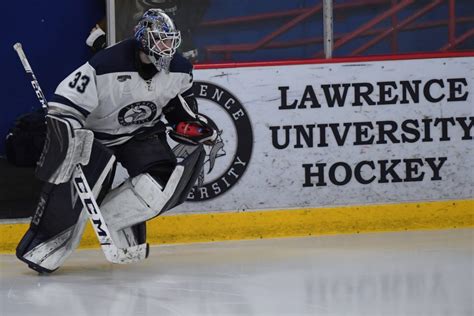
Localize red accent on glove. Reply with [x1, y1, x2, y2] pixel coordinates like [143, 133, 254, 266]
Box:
[175, 122, 207, 137]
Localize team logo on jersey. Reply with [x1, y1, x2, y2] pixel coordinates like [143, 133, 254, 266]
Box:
[172, 81, 253, 201]
[118, 101, 157, 126]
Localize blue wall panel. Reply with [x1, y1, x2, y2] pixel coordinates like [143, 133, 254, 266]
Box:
[0, 1, 105, 155]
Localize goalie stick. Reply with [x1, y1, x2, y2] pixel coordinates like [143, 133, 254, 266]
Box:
[13, 42, 149, 264]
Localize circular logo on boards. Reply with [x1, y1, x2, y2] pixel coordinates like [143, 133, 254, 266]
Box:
[118, 101, 157, 126]
[172, 81, 253, 201]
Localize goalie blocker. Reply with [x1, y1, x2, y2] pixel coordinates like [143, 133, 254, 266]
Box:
[36, 114, 94, 184]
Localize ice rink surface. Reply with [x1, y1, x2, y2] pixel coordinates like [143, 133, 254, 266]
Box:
[1, 229, 473, 316]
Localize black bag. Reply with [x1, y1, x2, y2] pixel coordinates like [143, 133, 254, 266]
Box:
[5, 110, 46, 167]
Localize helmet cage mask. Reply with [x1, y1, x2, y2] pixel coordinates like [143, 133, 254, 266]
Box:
[135, 9, 181, 71]
[147, 27, 181, 58]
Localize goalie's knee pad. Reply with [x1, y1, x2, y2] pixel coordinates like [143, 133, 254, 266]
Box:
[100, 145, 205, 233]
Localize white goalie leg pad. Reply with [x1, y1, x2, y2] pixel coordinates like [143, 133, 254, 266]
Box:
[100, 165, 185, 233]
[23, 210, 89, 271]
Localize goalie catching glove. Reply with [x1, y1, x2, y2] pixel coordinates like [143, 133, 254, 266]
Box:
[168, 114, 218, 146]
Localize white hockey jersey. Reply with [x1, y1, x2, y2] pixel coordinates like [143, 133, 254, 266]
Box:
[48, 39, 194, 146]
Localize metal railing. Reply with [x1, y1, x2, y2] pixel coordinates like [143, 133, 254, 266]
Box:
[200, 0, 474, 62]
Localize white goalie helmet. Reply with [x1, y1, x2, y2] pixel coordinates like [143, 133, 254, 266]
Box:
[134, 8, 182, 71]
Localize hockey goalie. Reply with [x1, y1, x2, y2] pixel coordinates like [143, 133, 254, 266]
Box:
[16, 9, 218, 273]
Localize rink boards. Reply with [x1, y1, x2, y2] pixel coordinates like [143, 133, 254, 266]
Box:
[0, 199, 472, 252]
[1, 53, 473, 252]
